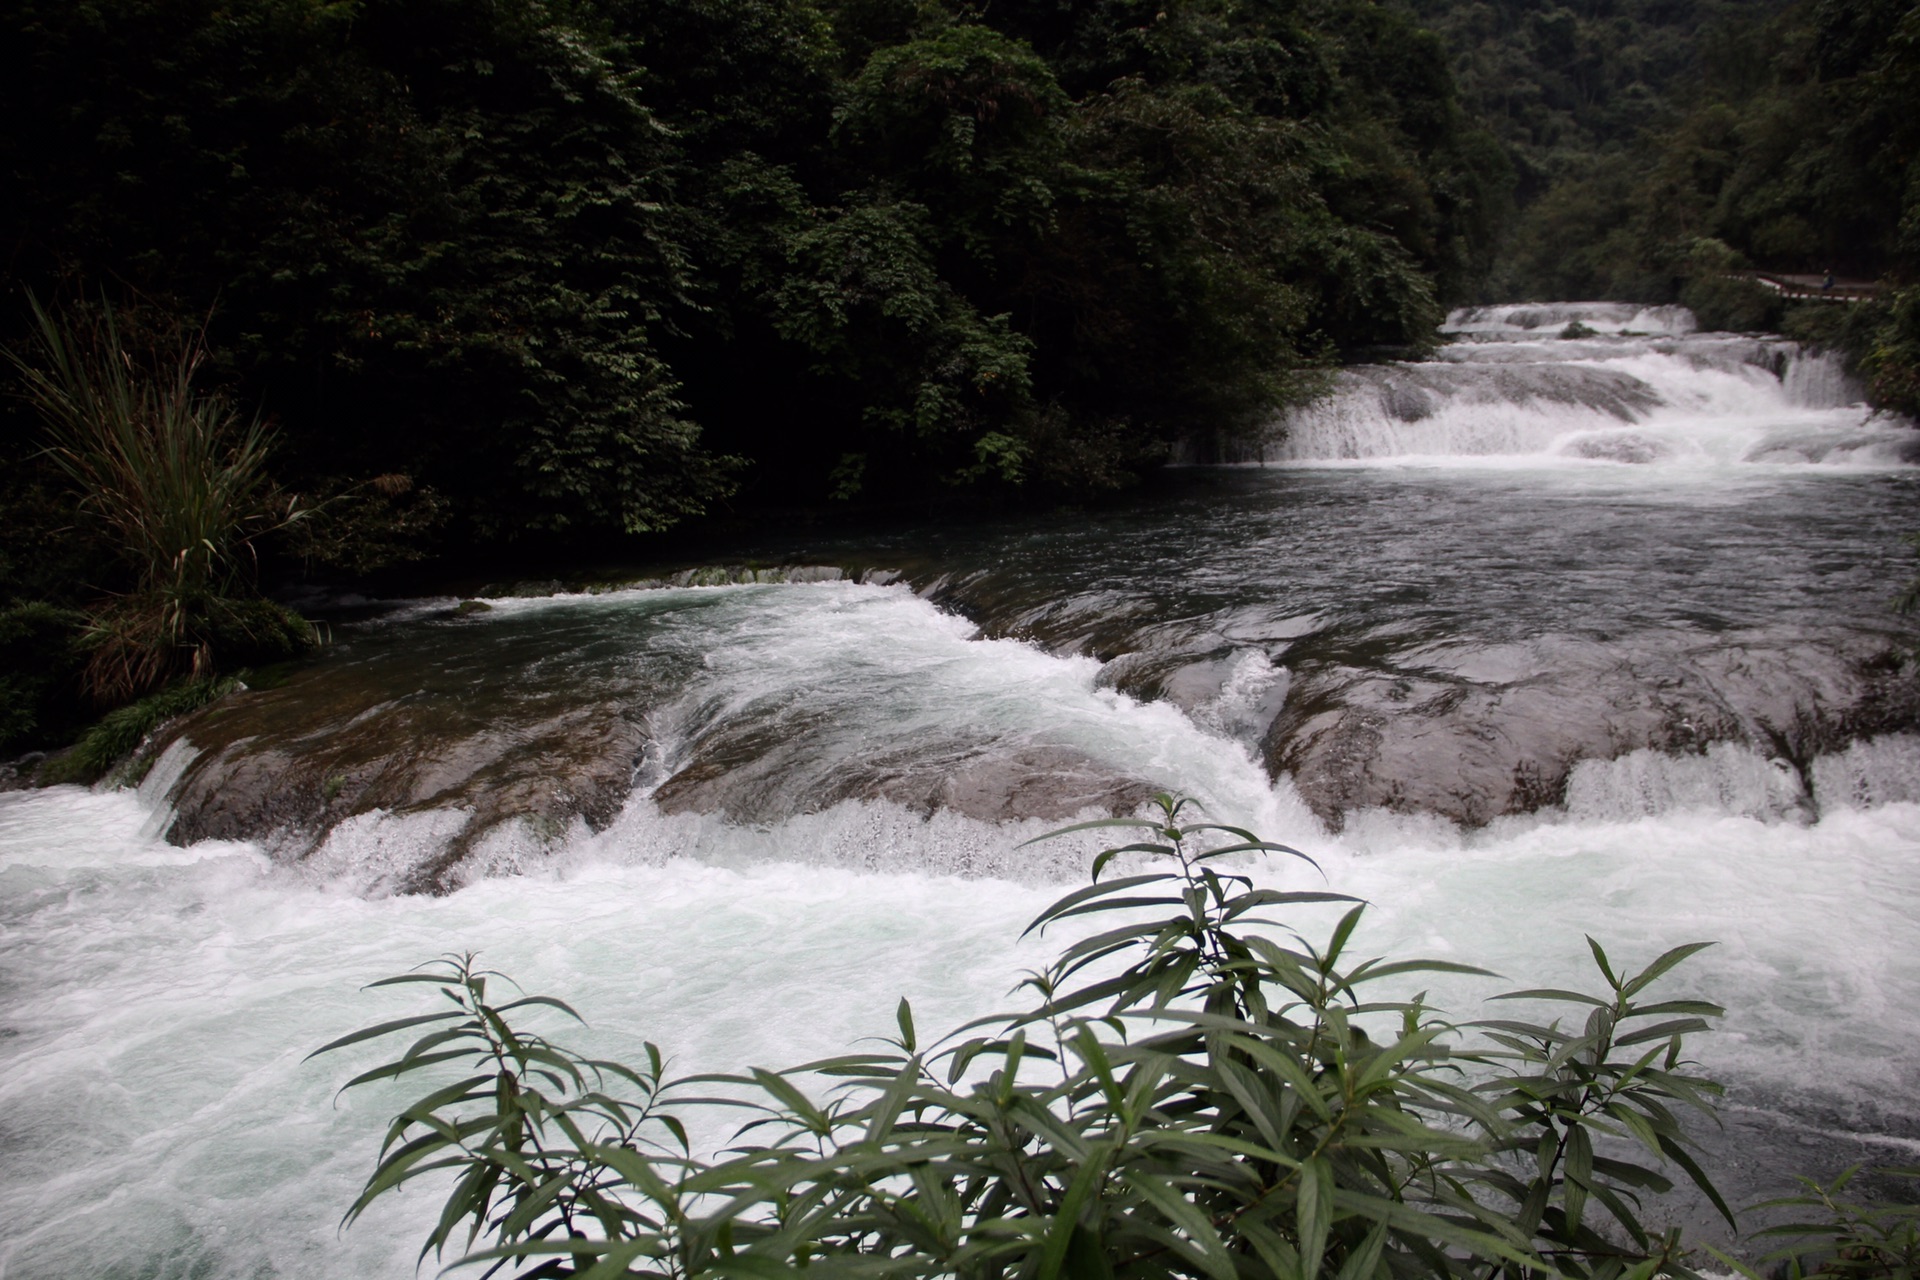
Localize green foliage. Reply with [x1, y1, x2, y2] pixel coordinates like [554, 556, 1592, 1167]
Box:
[1739, 1166, 1920, 1280]
[0, 0, 736, 542]
[2, 0, 1505, 530]
[39, 674, 238, 786]
[1859, 288, 1920, 420]
[320, 795, 1740, 1280]
[1677, 241, 1781, 334]
[4, 296, 312, 699]
[0, 603, 89, 752]
[1471, 0, 1920, 394]
[290, 473, 454, 577]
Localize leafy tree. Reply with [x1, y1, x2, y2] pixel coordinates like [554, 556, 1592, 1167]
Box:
[2, 0, 734, 543]
[2, 0, 1513, 550]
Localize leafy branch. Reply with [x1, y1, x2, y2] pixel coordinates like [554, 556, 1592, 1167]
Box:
[316, 796, 1761, 1280]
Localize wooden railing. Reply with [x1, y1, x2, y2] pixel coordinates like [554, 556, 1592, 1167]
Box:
[1730, 270, 1882, 303]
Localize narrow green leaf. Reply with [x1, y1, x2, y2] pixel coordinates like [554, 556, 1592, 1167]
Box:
[1121, 1169, 1238, 1280]
[1622, 942, 1715, 998]
[1299, 1155, 1334, 1280]
[496, 994, 587, 1023]
[1334, 1219, 1389, 1280]
[1490, 988, 1610, 1007]
[896, 997, 916, 1053]
[1586, 937, 1620, 989]
[1658, 1134, 1737, 1230]
[1038, 1146, 1112, 1280]
[306, 1010, 464, 1059]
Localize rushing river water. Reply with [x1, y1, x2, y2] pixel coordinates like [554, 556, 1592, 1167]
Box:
[6, 303, 1920, 1277]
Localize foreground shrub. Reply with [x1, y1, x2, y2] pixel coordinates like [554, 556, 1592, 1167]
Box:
[320, 797, 1751, 1280]
[1744, 1167, 1920, 1280]
[3, 295, 310, 700]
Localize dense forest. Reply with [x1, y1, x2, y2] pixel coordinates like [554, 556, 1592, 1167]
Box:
[2, 0, 1916, 756]
[1, 0, 1504, 542]
[1422, 0, 1920, 410]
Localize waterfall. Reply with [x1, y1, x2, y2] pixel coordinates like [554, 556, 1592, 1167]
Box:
[1197, 304, 1914, 465]
[1781, 345, 1868, 408]
[1441, 301, 1699, 337]
[6, 303, 1920, 1278]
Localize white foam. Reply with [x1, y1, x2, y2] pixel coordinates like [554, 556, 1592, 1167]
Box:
[1442, 301, 1699, 337]
[1246, 323, 1904, 469]
[5, 778, 1920, 1278]
[3, 578, 1918, 1276]
[1782, 347, 1867, 408]
[1565, 743, 1811, 823]
[1810, 735, 1920, 810]
[1190, 649, 1290, 743]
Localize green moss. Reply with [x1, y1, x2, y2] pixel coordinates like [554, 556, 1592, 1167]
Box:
[40, 676, 238, 787]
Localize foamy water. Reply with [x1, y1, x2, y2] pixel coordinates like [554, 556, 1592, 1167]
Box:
[1205, 303, 1912, 470]
[5, 302, 1919, 1277]
[6, 708, 1920, 1277]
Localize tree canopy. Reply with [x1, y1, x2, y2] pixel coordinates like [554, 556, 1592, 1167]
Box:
[0, 0, 1507, 569]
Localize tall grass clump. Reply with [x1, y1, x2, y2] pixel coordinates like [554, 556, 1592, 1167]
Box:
[36, 674, 238, 786]
[320, 796, 1749, 1280]
[4, 295, 311, 700]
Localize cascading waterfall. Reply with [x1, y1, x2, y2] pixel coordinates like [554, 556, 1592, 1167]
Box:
[5, 301, 1920, 1280]
[1782, 345, 1865, 407]
[1441, 301, 1700, 336]
[1190, 302, 1897, 465]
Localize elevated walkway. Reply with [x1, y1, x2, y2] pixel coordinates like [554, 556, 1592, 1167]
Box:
[1732, 270, 1882, 302]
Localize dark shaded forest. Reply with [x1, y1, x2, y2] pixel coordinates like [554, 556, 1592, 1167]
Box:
[1, 0, 1916, 754]
[1, 0, 1504, 546]
[1424, 0, 1920, 410]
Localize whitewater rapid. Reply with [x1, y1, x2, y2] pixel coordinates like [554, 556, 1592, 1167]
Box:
[1187, 301, 1909, 468]
[5, 302, 1920, 1278]
[7, 741, 1920, 1278]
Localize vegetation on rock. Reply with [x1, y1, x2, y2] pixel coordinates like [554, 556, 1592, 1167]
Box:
[1419, 0, 1920, 401]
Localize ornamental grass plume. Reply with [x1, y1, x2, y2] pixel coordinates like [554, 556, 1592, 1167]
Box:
[5, 294, 311, 700]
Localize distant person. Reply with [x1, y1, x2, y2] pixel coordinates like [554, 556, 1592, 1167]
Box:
[1823, 269, 1836, 293]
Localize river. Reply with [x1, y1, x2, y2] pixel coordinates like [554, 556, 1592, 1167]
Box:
[4, 302, 1920, 1277]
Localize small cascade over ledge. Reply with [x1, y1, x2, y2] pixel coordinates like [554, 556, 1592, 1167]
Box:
[1443, 301, 1700, 337]
[1180, 302, 1907, 466]
[54, 303, 1920, 890]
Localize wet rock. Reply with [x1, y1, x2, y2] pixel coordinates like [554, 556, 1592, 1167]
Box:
[151, 588, 1162, 892]
[1744, 428, 1920, 465]
[653, 741, 1157, 824]
[495, 579, 567, 598]
[1098, 648, 1293, 744]
[1264, 631, 1920, 829]
[1255, 362, 1671, 462]
[1564, 431, 1668, 463]
[1384, 383, 1437, 422]
[163, 675, 649, 892]
[0, 753, 45, 792]
[1442, 302, 1697, 337]
[594, 565, 851, 592]
[151, 610, 682, 892]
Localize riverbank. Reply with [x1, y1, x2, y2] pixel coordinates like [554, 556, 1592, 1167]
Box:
[6, 303, 1919, 1275]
